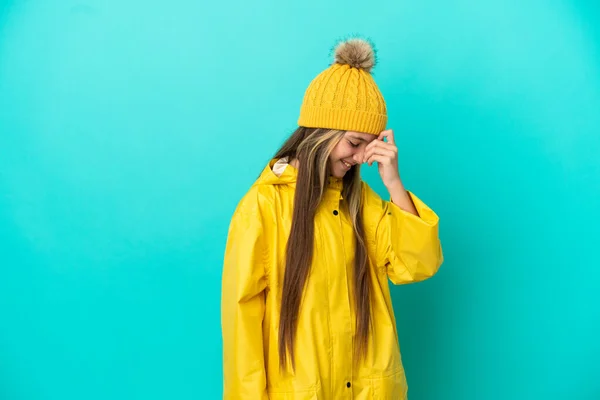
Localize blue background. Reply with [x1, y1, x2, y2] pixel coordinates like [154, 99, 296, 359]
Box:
[1, 0, 599, 399]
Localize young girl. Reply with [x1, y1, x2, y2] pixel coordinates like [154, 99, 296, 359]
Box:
[221, 37, 443, 400]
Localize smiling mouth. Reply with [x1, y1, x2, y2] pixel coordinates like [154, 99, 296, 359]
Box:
[342, 160, 352, 169]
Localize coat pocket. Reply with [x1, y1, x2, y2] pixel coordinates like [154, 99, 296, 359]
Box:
[371, 368, 408, 399]
[266, 389, 318, 400]
[267, 381, 320, 400]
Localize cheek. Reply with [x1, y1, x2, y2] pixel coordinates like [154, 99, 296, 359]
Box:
[330, 144, 345, 160]
[331, 140, 357, 161]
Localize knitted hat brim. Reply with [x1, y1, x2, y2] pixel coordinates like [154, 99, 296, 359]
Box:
[298, 105, 386, 136]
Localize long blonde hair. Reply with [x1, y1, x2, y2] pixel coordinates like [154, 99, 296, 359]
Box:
[273, 126, 372, 371]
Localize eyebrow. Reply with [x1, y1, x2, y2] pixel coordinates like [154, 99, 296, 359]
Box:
[348, 135, 366, 142]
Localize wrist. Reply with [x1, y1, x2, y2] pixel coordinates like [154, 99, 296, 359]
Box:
[385, 178, 404, 192]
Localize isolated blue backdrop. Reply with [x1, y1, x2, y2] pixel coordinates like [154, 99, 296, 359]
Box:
[1, 0, 599, 399]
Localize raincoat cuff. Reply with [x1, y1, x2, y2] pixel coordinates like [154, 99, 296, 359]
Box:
[389, 191, 439, 227]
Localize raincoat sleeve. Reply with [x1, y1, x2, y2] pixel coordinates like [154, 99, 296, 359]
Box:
[362, 182, 444, 285]
[221, 191, 269, 400]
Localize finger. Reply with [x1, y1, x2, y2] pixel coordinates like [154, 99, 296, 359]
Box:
[363, 146, 396, 163]
[364, 148, 395, 162]
[365, 148, 395, 163]
[379, 129, 395, 145]
[365, 139, 396, 154]
[367, 154, 387, 166]
[370, 140, 397, 152]
[365, 138, 380, 151]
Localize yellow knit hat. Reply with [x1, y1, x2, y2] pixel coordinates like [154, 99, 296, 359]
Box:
[297, 37, 387, 135]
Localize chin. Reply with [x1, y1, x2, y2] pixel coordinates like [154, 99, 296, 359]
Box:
[331, 169, 346, 179]
[329, 160, 349, 179]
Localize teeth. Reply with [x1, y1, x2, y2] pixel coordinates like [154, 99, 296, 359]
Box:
[343, 161, 351, 168]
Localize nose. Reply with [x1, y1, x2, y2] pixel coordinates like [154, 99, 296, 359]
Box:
[353, 151, 363, 164]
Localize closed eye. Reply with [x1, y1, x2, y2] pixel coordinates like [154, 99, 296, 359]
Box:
[348, 140, 359, 148]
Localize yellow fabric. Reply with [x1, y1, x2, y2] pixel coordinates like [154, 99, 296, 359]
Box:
[221, 160, 444, 399]
[297, 63, 387, 135]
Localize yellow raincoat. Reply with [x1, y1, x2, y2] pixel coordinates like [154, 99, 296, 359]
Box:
[221, 159, 443, 399]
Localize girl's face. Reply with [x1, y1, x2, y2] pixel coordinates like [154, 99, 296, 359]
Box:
[329, 131, 377, 178]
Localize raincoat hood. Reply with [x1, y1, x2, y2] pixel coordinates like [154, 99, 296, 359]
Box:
[253, 158, 298, 187]
[253, 158, 345, 189]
